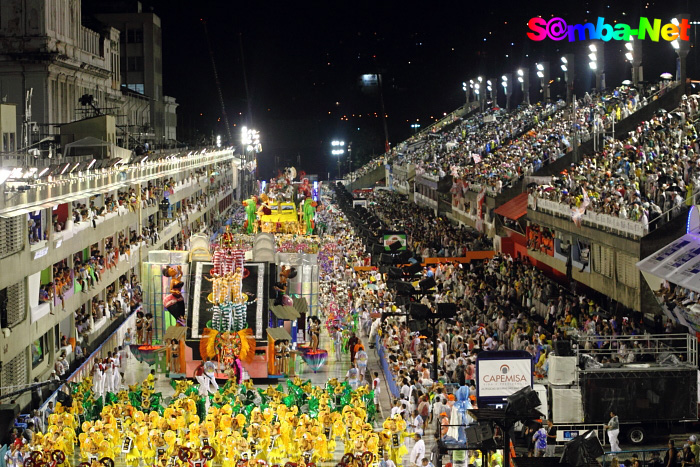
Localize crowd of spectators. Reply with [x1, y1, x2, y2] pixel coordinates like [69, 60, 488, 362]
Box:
[530, 93, 700, 232]
[328, 186, 677, 459]
[370, 191, 491, 257]
[350, 83, 666, 200]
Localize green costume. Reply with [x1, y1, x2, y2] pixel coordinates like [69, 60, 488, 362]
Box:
[244, 198, 257, 234]
[302, 198, 315, 235]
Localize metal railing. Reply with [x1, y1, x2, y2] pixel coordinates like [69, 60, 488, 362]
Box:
[601, 448, 667, 467]
[573, 333, 697, 368]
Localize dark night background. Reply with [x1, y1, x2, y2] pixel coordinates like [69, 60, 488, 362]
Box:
[106, 0, 700, 179]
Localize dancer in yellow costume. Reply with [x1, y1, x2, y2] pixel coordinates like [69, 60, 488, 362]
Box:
[383, 414, 409, 466]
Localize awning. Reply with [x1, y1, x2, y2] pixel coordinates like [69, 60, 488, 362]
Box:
[268, 299, 301, 320]
[636, 231, 700, 294]
[267, 327, 292, 342]
[293, 297, 308, 315]
[494, 192, 528, 220]
[0, 183, 129, 218]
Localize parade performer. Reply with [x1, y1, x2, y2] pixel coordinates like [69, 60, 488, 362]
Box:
[243, 197, 257, 234]
[163, 282, 186, 326]
[302, 197, 315, 235]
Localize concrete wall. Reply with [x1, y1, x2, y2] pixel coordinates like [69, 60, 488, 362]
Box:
[347, 163, 385, 190]
[60, 115, 117, 145]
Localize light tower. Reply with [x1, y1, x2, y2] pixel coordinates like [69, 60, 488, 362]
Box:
[517, 68, 530, 105]
[536, 62, 550, 103]
[588, 41, 605, 92]
[501, 74, 512, 110]
[561, 54, 575, 105]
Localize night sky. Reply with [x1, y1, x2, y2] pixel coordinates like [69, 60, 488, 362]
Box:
[139, 0, 699, 178]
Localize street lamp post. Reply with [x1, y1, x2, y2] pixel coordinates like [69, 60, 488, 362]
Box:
[477, 76, 485, 111]
[536, 62, 550, 103]
[588, 42, 604, 93]
[517, 68, 530, 106]
[561, 54, 574, 105]
[241, 126, 261, 198]
[624, 38, 643, 87]
[671, 15, 691, 84]
[331, 140, 345, 180]
[462, 82, 469, 104]
[487, 79, 495, 106]
[501, 74, 512, 110]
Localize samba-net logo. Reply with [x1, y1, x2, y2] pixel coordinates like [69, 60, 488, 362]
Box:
[527, 17, 690, 42]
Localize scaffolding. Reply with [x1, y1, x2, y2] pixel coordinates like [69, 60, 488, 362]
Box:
[572, 333, 698, 371]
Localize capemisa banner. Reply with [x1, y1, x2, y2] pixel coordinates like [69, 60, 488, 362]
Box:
[476, 357, 533, 399]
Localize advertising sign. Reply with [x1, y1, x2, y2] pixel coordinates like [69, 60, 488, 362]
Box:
[476, 351, 533, 403]
[383, 232, 407, 250]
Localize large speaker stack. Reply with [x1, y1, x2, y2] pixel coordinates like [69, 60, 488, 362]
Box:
[0, 403, 19, 445]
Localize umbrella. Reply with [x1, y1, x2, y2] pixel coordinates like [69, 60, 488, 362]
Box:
[621, 80, 632, 86]
[660, 72, 673, 80]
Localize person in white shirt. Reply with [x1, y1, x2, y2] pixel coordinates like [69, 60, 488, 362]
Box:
[390, 399, 402, 418]
[379, 452, 396, 467]
[111, 362, 122, 392]
[410, 433, 425, 467]
[411, 409, 424, 436]
[400, 379, 411, 400]
[372, 372, 381, 406]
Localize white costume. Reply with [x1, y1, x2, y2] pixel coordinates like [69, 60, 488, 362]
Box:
[92, 364, 103, 398]
[111, 364, 122, 392]
[103, 363, 113, 394]
[196, 364, 219, 412]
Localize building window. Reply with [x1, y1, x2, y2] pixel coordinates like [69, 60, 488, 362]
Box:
[32, 331, 49, 368]
[125, 83, 145, 94]
[127, 56, 144, 72]
[127, 28, 143, 43]
[9, 133, 15, 151]
[2, 133, 8, 152]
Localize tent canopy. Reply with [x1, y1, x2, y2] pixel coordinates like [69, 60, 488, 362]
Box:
[267, 327, 292, 342]
[268, 299, 300, 320]
[636, 232, 700, 294]
[494, 192, 529, 220]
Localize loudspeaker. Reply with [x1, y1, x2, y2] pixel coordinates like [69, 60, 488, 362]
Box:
[388, 281, 416, 295]
[419, 277, 436, 291]
[505, 386, 541, 417]
[56, 391, 73, 408]
[396, 250, 413, 263]
[380, 253, 395, 264]
[388, 240, 402, 252]
[408, 320, 427, 333]
[388, 267, 403, 280]
[437, 303, 458, 319]
[554, 340, 573, 357]
[403, 263, 423, 275]
[466, 422, 497, 450]
[561, 430, 604, 467]
[372, 244, 385, 256]
[0, 403, 19, 445]
[580, 430, 604, 458]
[410, 303, 431, 320]
[395, 295, 411, 307]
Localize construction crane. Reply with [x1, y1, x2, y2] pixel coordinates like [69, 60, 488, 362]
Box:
[200, 18, 232, 143]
